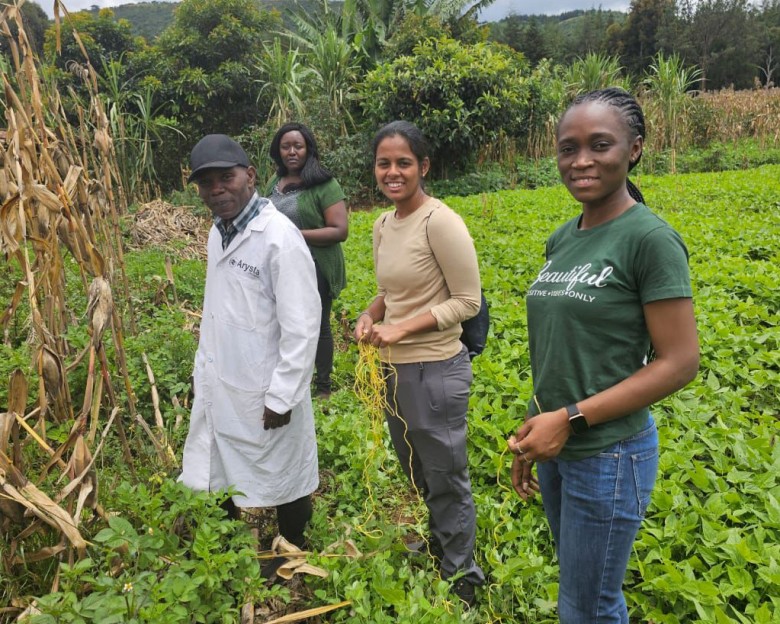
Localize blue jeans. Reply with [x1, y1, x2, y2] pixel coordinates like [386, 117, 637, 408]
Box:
[537, 418, 658, 624]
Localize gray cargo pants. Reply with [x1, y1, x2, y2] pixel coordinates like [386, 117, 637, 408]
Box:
[383, 346, 485, 587]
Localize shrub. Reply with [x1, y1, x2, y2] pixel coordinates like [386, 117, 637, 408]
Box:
[27, 481, 269, 624]
[359, 37, 533, 176]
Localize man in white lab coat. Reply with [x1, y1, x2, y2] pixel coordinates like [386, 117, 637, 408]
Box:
[180, 134, 321, 563]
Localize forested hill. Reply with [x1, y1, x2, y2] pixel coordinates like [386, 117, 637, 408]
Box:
[86, 1, 577, 41]
[103, 1, 175, 40]
[88, 0, 320, 41]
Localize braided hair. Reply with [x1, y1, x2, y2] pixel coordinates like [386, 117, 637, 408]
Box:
[566, 88, 646, 204]
[568, 89, 656, 360]
[269, 122, 333, 191]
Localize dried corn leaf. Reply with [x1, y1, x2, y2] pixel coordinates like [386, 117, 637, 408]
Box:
[61, 165, 83, 200]
[262, 600, 352, 624]
[142, 352, 164, 429]
[0, 281, 25, 338]
[11, 544, 66, 565]
[70, 435, 97, 510]
[0, 193, 22, 253]
[0, 451, 86, 555]
[265, 535, 328, 581]
[276, 561, 329, 581]
[0, 413, 13, 457]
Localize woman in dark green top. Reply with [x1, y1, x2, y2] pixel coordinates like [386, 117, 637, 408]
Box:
[266, 123, 348, 397]
[508, 89, 699, 623]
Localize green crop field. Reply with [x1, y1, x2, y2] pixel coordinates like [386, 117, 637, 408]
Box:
[6, 165, 779, 623]
[307, 164, 780, 623]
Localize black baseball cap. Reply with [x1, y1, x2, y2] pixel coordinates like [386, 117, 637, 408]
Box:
[188, 134, 250, 183]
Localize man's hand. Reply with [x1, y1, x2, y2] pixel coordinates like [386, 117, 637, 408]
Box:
[263, 406, 291, 430]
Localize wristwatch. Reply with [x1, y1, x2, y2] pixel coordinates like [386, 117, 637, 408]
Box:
[565, 404, 589, 435]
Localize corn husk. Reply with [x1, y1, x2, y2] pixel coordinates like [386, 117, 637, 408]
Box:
[0, 451, 86, 556]
[86, 277, 112, 347]
[38, 345, 63, 400]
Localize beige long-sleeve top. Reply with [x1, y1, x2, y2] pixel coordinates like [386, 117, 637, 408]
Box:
[372, 197, 481, 363]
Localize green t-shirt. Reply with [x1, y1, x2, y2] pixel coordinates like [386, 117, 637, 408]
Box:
[526, 203, 692, 460]
[264, 176, 347, 298]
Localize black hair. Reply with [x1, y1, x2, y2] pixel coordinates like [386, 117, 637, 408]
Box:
[269, 122, 333, 190]
[371, 120, 431, 165]
[561, 87, 646, 204]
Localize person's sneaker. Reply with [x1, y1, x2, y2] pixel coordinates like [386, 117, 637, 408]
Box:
[452, 578, 476, 609]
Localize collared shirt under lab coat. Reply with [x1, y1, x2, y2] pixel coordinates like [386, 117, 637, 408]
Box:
[180, 197, 321, 507]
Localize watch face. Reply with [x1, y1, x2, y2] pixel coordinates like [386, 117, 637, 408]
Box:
[569, 414, 589, 435]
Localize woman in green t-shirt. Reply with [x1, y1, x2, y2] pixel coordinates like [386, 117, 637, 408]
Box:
[508, 89, 700, 623]
[266, 123, 348, 398]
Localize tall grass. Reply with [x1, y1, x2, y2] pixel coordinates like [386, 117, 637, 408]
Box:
[253, 37, 312, 128]
[562, 52, 632, 98]
[643, 52, 701, 172]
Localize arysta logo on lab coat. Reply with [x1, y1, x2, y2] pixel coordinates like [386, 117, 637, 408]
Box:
[229, 257, 261, 277]
[528, 261, 614, 303]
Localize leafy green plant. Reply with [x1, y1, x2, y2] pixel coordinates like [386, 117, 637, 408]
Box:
[285, 24, 361, 134]
[27, 481, 270, 624]
[359, 36, 533, 175]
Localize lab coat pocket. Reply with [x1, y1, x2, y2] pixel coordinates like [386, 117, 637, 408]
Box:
[218, 275, 261, 331]
[217, 383, 270, 459]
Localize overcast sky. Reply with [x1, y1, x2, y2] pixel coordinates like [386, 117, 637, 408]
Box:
[41, 0, 632, 21]
[479, 0, 630, 21]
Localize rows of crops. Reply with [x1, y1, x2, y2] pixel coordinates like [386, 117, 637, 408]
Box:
[306, 164, 780, 623]
[5, 165, 778, 623]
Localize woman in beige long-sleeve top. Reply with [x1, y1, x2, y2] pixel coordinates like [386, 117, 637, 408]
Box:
[354, 121, 485, 609]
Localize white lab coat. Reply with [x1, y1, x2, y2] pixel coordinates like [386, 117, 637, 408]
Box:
[180, 198, 321, 507]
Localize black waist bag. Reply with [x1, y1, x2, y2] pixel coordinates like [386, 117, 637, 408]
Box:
[461, 292, 489, 359]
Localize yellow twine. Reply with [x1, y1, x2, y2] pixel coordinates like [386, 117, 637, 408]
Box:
[352, 343, 427, 544]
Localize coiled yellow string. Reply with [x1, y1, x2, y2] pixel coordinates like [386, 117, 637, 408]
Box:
[352, 342, 427, 544]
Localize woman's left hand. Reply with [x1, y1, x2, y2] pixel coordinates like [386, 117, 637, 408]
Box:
[510, 454, 539, 501]
[508, 408, 570, 463]
[366, 324, 408, 347]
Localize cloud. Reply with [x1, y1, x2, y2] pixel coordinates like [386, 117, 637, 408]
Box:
[478, 0, 630, 22]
